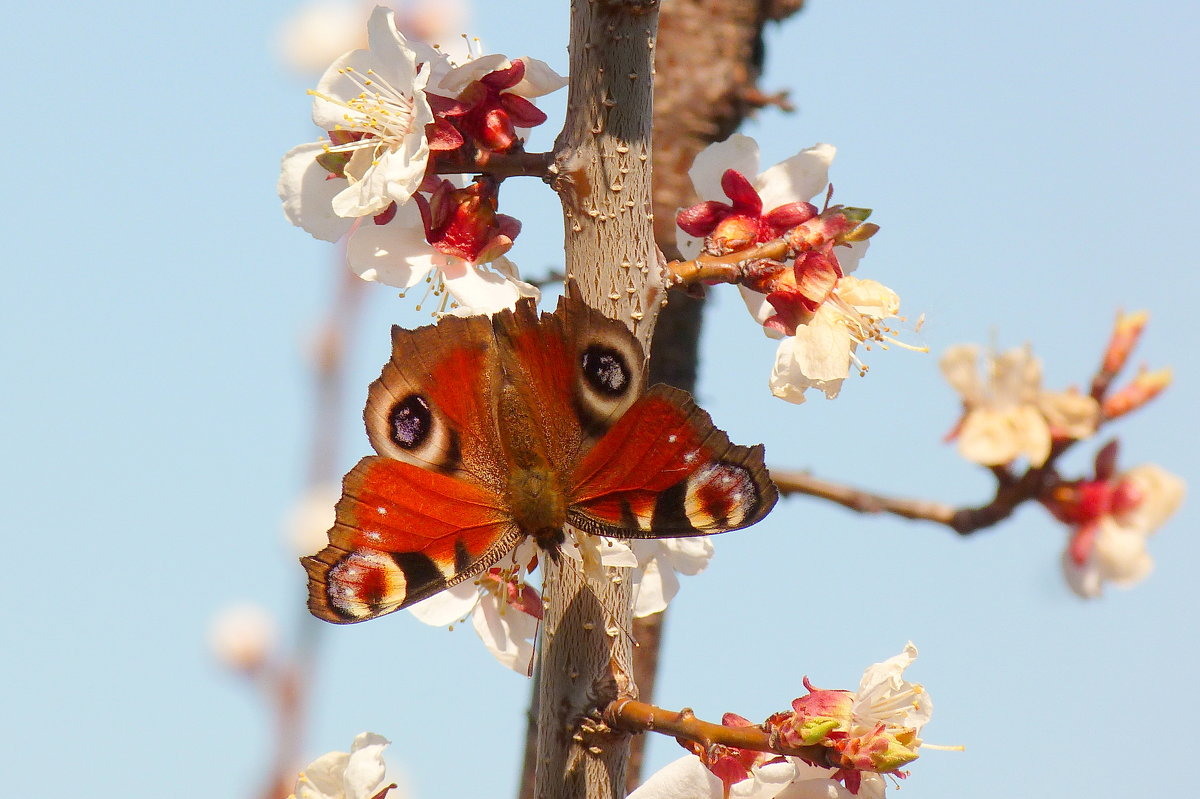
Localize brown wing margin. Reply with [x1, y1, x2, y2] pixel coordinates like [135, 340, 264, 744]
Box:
[303, 456, 521, 623]
[567, 385, 778, 539]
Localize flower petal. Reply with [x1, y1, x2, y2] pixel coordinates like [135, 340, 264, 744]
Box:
[956, 409, 1013, 465]
[511, 56, 568, 97]
[343, 733, 390, 799]
[836, 276, 898, 316]
[939, 344, 983, 404]
[471, 589, 539, 673]
[438, 53, 512, 93]
[365, 7, 417, 79]
[278, 142, 356, 242]
[1114, 464, 1185, 533]
[785, 309, 853, 382]
[632, 553, 677, 617]
[990, 346, 1042, 406]
[662, 537, 714, 576]
[297, 750, 353, 799]
[1037, 391, 1101, 440]
[689, 134, 761, 203]
[1011, 404, 1053, 466]
[345, 203, 436, 287]
[628, 755, 723, 799]
[1092, 517, 1154, 586]
[440, 257, 541, 315]
[835, 239, 870, 275]
[408, 581, 479, 627]
[754, 143, 835, 212]
[1061, 546, 1104, 599]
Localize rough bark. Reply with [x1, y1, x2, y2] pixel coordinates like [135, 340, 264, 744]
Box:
[627, 1, 806, 791]
[534, 2, 663, 799]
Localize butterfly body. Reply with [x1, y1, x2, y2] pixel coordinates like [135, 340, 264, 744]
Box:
[303, 287, 778, 624]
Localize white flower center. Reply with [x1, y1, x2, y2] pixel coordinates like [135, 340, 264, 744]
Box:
[852, 682, 927, 734]
[310, 66, 418, 163]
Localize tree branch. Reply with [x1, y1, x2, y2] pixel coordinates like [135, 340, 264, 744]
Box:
[435, 149, 557, 181]
[527, 3, 663, 798]
[625, 1, 810, 792]
[606, 698, 827, 763]
[770, 465, 1059, 536]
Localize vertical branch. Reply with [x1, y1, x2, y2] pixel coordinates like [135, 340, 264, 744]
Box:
[536, 3, 662, 799]
[625, 1, 807, 792]
[552, 0, 664, 333]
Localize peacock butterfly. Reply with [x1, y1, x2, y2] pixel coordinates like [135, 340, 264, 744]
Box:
[302, 285, 778, 623]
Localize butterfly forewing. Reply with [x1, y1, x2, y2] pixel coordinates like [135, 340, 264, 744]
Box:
[491, 288, 647, 469]
[568, 385, 778, 538]
[365, 313, 505, 486]
[303, 457, 520, 623]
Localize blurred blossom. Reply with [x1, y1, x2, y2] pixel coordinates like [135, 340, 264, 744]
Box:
[209, 603, 278, 673]
[940, 343, 1099, 467]
[1045, 457, 1186, 598]
[292, 732, 398, 799]
[278, 2, 367, 75]
[287, 483, 340, 557]
[277, 1, 469, 76]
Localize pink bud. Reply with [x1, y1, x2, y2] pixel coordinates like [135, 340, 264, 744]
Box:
[719, 169, 763, 215]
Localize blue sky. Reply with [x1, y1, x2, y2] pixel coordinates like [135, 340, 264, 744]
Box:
[2, 1, 1197, 797]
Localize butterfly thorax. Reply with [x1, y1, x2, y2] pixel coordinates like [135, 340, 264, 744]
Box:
[498, 382, 568, 551]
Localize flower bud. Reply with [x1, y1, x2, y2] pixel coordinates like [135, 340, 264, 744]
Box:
[1102, 367, 1172, 419]
[778, 687, 853, 747]
[831, 727, 921, 773]
[1101, 310, 1149, 375]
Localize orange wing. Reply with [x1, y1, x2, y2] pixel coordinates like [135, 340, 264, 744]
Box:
[490, 288, 648, 469]
[568, 385, 778, 538]
[303, 457, 520, 623]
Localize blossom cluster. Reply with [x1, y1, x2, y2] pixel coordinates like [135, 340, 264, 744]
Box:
[939, 313, 1183, 598]
[1043, 441, 1184, 598]
[940, 343, 1100, 468]
[676, 135, 915, 404]
[631, 644, 932, 799]
[279, 6, 564, 314]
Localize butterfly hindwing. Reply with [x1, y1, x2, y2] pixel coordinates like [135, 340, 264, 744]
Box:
[303, 456, 520, 624]
[568, 385, 778, 538]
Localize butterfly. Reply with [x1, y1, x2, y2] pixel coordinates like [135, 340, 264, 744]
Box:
[303, 285, 778, 623]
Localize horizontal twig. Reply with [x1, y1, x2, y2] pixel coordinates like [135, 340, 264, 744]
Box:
[605, 698, 828, 763]
[435, 150, 557, 181]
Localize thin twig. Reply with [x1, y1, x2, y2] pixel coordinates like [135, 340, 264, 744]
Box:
[770, 469, 957, 526]
[436, 149, 556, 181]
[606, 698, 828, 763]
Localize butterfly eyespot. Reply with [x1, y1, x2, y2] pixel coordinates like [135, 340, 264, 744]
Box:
[581, 344, 631, 397]
[684, 462, 758, 530]
[389, 394, 432, 449]
[327, 549, 408, 620]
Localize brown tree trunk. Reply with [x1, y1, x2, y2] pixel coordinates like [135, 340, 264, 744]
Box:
[534, 2, 663, 798]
